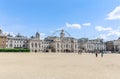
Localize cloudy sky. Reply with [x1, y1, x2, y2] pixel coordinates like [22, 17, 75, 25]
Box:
[0, 0, 120, 41]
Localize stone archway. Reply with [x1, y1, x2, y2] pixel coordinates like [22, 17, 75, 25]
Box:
[35, 50, 37, 53]
[66, 49, 69, 52]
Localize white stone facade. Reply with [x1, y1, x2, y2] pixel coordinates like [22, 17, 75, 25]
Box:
[6, 34, 28, 48]
[27, 32, 50, 52]
[4, 29, 108, 53]
[113, 38, 120, 52]
[85, 39, 106, 52]
[28, 39, 43, 52]
[45, 36, 78, 53]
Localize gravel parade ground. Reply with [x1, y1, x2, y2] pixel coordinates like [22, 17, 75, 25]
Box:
[0, 53, 120, 79]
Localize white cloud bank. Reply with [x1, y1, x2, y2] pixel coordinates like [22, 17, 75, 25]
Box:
[40, 33, 46, 39]
[106, 6, 120, 20]
[4, 32, 16, 36]
[65, 22, 91, 29]
[95, 26, 112, 31]
[95, 26, 120, 40]
[82, 22, 91, 26]
[66, 23, 81, 29]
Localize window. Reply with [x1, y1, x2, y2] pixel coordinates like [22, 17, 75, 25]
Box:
[31, 43, 34, 47]
[35, 43, 37, 48]
[39, 43, 41, 48]
[57, 44, 59, 48]
[10, 44, 12, 47]
[66, 44, 68, 48]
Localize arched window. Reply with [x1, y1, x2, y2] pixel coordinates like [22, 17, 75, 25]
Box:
[66, 44, 68, 48]
[39, 43, 41, 48]
[31, 43, 34, 47]
[57, 43, 59, 48]
[35, 43, 37, 48]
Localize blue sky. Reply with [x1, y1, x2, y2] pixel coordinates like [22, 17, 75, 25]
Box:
[0, 0, 120, 41]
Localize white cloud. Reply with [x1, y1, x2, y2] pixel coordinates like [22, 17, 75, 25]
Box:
[40, 33, 45, 36]
[66, 23, 81, 29]
[95, 26, 120, 40]
[106, 6, 120, 20]
[99, 30, 120, 40]
[95, 26, 112, 31]
[82, 22, 91, 26]
[4, 31, 16, 36]
[99, 34, 108, 39]
[40, 33, 46, 40]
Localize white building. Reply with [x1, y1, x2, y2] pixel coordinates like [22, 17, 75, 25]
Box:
[113, 38, 120, 52]
[44, 30, 78, 53]
[78, 38, 88, 52]
[6, 33, 28, 48]
[27, 32, 44, 52]
[85, 38, 106, 52]
[1, 28, 107, 53]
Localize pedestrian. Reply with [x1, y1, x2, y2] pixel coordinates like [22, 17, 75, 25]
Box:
[101, 52, 103, 57]
[95, 52, 98, 57]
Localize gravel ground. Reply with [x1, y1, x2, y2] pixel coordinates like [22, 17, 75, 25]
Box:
[0, 53, 119, 79]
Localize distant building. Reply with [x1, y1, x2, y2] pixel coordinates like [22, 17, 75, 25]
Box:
[44, 30, 78, 53]
[0, 29, 7, 48]
[6, 33, 28, 48]
[113, 38, 120, 53]
[105, 41, 114, 52]
[28, 32, 41, 52]
[85, 38, 106, 53]
[0, 28, 115, 53]
[27, 32, 50, 52]
[78, 38, 88, 52]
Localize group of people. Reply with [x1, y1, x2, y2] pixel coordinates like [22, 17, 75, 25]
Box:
[78, 51, 104, 58]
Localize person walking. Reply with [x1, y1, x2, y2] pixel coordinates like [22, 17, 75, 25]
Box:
[101, 52, 103, 57]
[95, 52, 98, 57]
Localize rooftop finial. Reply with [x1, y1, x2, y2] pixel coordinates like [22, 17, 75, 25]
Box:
[60, 29, 65, 38]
